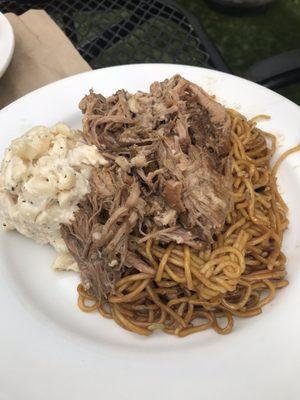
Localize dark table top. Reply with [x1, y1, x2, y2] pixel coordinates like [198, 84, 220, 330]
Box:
[1, 0, 299, 104]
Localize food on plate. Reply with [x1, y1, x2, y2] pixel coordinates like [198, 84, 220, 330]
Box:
[63, 75, 232, 297]
[0, 123, 107, 271]
[1, 75, 297, 338]
[61, 75, 295, 336]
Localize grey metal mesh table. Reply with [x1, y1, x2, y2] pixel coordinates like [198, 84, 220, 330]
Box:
[0, 0, 230, 71]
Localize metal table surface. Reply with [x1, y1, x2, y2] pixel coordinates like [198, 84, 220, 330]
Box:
[0, 0, 230, 72]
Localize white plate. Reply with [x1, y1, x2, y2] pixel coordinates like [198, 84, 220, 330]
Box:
[0, 12, 14, 78]
[1, 64, 300, 400]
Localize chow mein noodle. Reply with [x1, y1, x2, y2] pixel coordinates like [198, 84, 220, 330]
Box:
[77, 110, 299, 337]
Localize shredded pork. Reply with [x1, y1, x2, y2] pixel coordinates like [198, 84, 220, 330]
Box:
[61, 75, 232, 299]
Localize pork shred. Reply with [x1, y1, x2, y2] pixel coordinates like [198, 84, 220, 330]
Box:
[61, 75, 232, 299]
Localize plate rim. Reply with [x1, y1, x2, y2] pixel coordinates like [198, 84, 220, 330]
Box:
[1, 63, 300, 400]
[0, 12, 15, 78]
[1, 63, 300, 115]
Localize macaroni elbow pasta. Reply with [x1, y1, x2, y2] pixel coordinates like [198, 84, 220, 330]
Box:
[0, 123, 107, 271]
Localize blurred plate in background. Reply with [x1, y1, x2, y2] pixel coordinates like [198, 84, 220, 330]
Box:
[0, 12, 14, 78]
[209, 0, 277, 7]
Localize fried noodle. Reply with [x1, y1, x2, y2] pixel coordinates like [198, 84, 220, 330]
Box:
[77, 110, 296, 336]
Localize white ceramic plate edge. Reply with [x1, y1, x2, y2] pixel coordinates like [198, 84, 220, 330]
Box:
[1, 64, 300, 400]
[0, 12, 15, 78]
